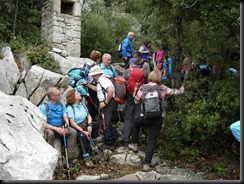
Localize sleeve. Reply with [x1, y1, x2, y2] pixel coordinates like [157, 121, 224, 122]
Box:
[66, 106, 75, 118]
[40, 104, 47, 117]
[111, 65, 118, 78]
[163, 85, 182, 95]
[134, 86, 143, 104]
[61, 101, 67, 114]
[122, 38, 130, 56]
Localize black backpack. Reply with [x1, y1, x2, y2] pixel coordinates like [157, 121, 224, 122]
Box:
[104, 125, 118, 146]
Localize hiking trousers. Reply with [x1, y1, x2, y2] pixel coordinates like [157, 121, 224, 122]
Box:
[100, 98, 117, 129]
[77, 120, 100, 155]
[132, 116, 163, 164]
[45, 126, 77, 159]
[123, 95, 141, 142]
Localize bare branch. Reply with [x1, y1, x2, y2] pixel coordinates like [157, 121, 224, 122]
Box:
[184, 0, 198, 9]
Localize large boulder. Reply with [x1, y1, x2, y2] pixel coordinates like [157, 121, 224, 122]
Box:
[0, 91, 58, 180]
[0, 47, 21, 95]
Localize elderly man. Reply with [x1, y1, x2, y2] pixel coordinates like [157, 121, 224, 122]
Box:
[86, 65, 118, 146]
[99, 53, 118, 79]
[121, 32, 135, 69]
[40, 87, 77, 162]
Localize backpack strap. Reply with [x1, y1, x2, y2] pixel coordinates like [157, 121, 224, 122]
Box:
[44, 101, 64, 120]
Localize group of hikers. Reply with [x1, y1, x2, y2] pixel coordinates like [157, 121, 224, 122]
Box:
[39, 31, 238, 175]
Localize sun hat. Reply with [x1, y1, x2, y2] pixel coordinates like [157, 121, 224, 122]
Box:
[88, 65, 103, 76]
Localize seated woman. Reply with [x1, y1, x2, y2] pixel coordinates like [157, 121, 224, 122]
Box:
[66, 89, 100, 168]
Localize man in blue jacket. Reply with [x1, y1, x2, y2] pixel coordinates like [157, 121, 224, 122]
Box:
[121, 32, 135, 69]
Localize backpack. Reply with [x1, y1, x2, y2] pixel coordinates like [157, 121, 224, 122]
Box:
[99, 77, 127, 104]
[127, 68, 144, 97]
[155, 50, 165, 70]
[104, 124, 119, 146]
[141, 85, 162, 119]
[155, 50, 164, 62]
[67, 65, 90, 96]
[113, 77, 127, 104]
[117, 44, 122, 58]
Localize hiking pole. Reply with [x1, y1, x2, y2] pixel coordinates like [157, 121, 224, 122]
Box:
[101, 112, 110, 161]
[88, 137, 98, 165]
[62, 126, 71, 180]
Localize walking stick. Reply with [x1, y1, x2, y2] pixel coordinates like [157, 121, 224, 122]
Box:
[88, 137, 98, 165]
[101, 113, 110, 161]
[63, 126, 71, 180]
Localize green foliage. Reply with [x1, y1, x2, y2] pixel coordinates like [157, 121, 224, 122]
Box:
[27, 42, 59, 71]
[160, 73, 240, 162]
[80, 2, 140, 60]
[211, 162, 226, 174]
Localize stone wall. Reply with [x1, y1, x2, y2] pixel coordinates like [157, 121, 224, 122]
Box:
[41, 0, 82, 57]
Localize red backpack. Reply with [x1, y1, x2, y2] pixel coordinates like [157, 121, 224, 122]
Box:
[127, 68, 144, 97]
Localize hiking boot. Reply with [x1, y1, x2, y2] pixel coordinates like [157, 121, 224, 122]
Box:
[142, 164, 152, 172]
[128, 143, 138, 152]
[84, 157, 95, 168]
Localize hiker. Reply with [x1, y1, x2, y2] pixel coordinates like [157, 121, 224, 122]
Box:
[120, 32, 135, 69]
[100, 53, 118, 79]
[40, 87, 77, 163]
[85, 50, 102, 121]
[133, 51, 150, 83]
[128, 70, 185, 172]
[66, 89, 100, 168]
[122, 58, 144, 146]
[230, 120, 240, 142]
[180, 57, 193, 83]
[84, 65, 118, 145]
[155, 45, 166, 71]
[138, 40, 152, 63]
[195, 62, 212, 79]
[90, 50, 102, 65]
[162, 51, 174, 87]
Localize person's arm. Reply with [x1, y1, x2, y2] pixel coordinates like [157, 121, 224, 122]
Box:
[163, 85, 184, 95]
[40, 104, 66, 135]
[99, 85, 114, 109]
[139, 46, 149, 54]
[87, 83, 97, 91]
[134, 86, 143, 104]
[87, 114, 93, 134]
[44, 122, 66, 135]
[122, 39, 130, 59]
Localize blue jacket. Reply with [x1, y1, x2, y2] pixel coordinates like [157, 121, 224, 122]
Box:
[121, 36, 133, 58]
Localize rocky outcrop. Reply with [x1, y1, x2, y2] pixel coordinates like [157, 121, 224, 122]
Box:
[0, 46, 94, 106]
[0, 91, 58, 180]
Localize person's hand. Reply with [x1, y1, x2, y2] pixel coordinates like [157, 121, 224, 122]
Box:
[81, 82, 88, 86]
[82, 131, 91, 138]
[87, 126, 92, 134]
[124, 57, 128, 61]
[180, 85, 185, 93]
[99, 101, 106, 109]
[57, 127, 67, 135]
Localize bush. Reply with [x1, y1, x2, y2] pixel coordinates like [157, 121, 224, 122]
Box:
[160, 73, 240, 161]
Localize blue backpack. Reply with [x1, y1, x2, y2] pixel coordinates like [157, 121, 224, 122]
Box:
[67, 64, 92, 97]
